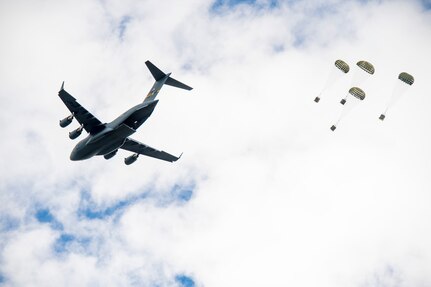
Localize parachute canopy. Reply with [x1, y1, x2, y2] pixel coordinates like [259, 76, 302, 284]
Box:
[349, 87, 366, 100]
[398, 72, 414, 86]
[335, 60, 350, 74]
[357, 61, 375, 75]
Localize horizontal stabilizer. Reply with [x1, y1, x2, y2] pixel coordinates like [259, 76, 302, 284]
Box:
[145, 60, 193, 91]
[165, 76, 193, 91]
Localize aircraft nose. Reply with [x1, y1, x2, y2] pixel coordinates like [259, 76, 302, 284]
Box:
[70, 146, 82, 161]
[70, 150, 79, 161]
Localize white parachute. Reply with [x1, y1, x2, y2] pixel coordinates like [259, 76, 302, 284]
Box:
[331, 87, 366, 131]
[340, 60, 374, 105]
[314, 59, 350, 103]
[379, 72, 414, 121]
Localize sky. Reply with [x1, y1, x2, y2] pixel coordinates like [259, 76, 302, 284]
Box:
[0, 0, 431, 286]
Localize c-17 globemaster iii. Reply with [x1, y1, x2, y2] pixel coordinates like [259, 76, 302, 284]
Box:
[58, 61, 192, 165]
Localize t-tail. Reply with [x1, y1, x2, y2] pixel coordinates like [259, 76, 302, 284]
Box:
[144, 61, 192, 102]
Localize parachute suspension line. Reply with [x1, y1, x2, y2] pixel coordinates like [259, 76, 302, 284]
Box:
[350, 60, 375, 88]
[314, 90, 323, 103]
[379, 72, 414, 121]
[315, 59, 349, 103]
[331, 94, 350, 130]
[351, 70, 368, 86]
[331, 87, 366, 131]
[345, 62, 373, 106]
[315, 69, 337, 102]
[334, 95, 352, 127]
[380, 84, 398, 120]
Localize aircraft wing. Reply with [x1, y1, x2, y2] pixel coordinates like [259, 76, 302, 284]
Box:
[121, 138, 181, 162]
[58, 86, 104, 134]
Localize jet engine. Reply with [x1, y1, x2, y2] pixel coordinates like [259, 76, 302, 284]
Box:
[124, 153, 139, 165]
[60, 115, 73, 128]
[69, 126, 83, 139]
[104, 149, 118, 160]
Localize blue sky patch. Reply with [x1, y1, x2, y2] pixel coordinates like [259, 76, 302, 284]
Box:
[77, 183, 195, 220]
[214, 0, 256, 7]
[175, 275, 195, 287]
[53, 233, 91, 254]
[153, 184, 195, 207]
[77, 190, 148, 220]
[170, 184, 194, 203]
[35, 209, 54, 223]
[422, 0, 431, 9]
[35, 208, 63, 230]
[54, 234, 75, 253]
[211, 0, 278, 12]
[0, 215, 19, 232]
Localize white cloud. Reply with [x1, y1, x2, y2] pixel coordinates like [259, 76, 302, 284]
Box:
[1, 0, 431, 286]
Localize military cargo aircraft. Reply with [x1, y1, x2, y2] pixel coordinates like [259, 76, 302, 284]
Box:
[58, 61, 192, 165]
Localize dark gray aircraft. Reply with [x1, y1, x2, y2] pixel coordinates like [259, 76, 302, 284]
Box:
[58, 61, 192, 165]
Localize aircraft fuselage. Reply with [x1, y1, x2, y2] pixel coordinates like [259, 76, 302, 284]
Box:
[70, 100, 158, 161]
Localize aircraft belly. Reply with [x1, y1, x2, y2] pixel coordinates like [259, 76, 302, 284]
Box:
[92, 125, 134, 155]
[96, 138, 126, 155]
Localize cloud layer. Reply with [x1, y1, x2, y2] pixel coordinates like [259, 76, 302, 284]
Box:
[1, 0, 431, 286]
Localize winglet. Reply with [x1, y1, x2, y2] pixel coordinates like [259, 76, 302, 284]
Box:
[61, 81, 64, 90]
[178, 152, 183, 160]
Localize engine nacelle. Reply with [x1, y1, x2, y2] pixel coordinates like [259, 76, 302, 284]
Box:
[124, 153, 139, 165]
[69, 126, 83, 140]
[60, 115, 73, 128]
[104, 149, 118, 160]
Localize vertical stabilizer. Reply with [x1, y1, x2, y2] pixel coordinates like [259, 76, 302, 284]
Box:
[145, 61, 166, 81]
[144, 61, 193, 102]
[145, 61, 193, 90]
